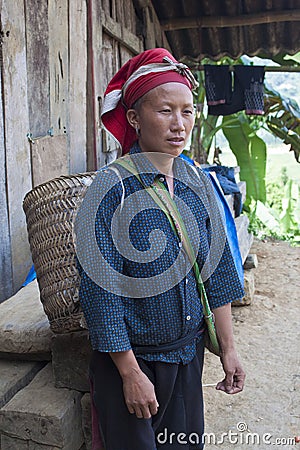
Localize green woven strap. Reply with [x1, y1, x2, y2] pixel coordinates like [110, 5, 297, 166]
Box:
[114, 157, 220, 355]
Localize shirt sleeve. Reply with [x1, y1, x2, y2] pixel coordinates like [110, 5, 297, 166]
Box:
[205, 238, 245, 310]
[76, 170, 132, 352]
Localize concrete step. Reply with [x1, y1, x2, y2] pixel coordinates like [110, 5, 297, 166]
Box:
[0, 281, 53, 361]
[52, 331, 92, 392]
[0, 364, 84, 449]
[0, 360, 44, 409]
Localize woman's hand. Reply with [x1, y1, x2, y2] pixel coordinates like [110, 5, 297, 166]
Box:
[212, 303, 246, 395]
[216, 349, 246, 394]
[109, 350, 159, 418]
[122, 367, 159, 418]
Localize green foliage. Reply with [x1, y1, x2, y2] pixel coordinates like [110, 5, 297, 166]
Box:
[222, 113, 267, 207]
[191, 69, 219, 163]
[247, 168, 300, 246]
[190, 54, 300, 165]
[263, 82, 300, 162]
[189, 54, 300, 244]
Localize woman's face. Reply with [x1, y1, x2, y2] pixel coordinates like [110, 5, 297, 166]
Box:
[127, 82, 195, 157]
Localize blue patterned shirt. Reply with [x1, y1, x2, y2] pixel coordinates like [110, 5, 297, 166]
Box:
[76, 144, 244, 364]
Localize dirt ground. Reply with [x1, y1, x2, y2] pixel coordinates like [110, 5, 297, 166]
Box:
[202, 238, 300, 449]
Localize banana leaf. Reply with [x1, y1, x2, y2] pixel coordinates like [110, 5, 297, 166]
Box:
[264, 82, 300, 162]
[222, 114, 267, 206]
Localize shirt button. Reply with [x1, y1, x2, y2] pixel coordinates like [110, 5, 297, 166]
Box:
[159, 176, 164, 182]
[178, 242, 182, 248]
[186, 315, 191, 321]
[186, 278, 189, 284]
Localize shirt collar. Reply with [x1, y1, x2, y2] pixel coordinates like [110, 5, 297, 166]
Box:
[129, 144, 161, 187]
[128, 143, 202, 191]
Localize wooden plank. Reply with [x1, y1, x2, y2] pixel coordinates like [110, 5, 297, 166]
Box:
[68, 0, 87, 174]
[86, 0, 106, 171]
[119, 44, 135, 66]
[31, 135, 68, 187]
[97, 34, 118, 168]
[97, 33, 120, 168]
[101, 8, 143, 54]
[126, 0, 137, 33]
[102, 0, 111, 17]
[161, 10, 300, 31]
[24, 0, 50, 138]
[86, 0, 96, 171]
[1, 0, 33, 293]
[0, 39, 13, 302]
[133, 1, 170, 50]
[48, 0, 69, 138]
[116, 0, 125, 27]
[142, 6, 156, 49]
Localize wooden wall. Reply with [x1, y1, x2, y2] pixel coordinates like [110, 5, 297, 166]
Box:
[0, 0, 169, 302]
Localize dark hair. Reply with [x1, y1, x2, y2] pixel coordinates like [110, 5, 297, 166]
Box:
[131, 96, 143, 112]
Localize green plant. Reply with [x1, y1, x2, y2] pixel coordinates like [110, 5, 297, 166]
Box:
[222, 113, 267, 208]
[247, 173, 300, 246]
[188, 55, 300, 232]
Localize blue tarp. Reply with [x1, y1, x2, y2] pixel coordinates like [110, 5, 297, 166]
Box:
[180, 154, 244, 285]
[22, 264, 36, 287]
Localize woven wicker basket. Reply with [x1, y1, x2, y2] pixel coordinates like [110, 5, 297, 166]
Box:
[23, 172, 96, 333]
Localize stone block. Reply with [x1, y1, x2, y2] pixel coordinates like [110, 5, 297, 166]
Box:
[0, 281, 53, 360]
[0, 364, 83, 449]
[243, 253, 258, 269]
[235, 215, 253, 264]
[0, 360, 44, 408]
[1, 434, 28, 450]
[80, 394, 104, 450]
[238, 181, 246, 204]
[1, 434, 61, 449]
[52, 331, 92, 392]
[232, 269, 255, 306]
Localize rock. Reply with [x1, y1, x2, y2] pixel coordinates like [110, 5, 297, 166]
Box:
[232, 269, 255, 306]
[1, 434, 61, 449]
[1, 435, 28, 449]
[0, 364, 83, 449]
[243, 253, 258, 269]
[80, 393, 105, 450]
[52, 331, 92, 392]
[224, 194, 235, 217]
[0, 360, 44, 408]
[0, 281, 53, 360]
[235, 215, 254, 264]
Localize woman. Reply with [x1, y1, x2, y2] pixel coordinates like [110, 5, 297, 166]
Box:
[75, 48, 245, 450]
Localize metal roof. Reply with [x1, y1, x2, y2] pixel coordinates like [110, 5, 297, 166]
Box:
[150, 0, 300, 61]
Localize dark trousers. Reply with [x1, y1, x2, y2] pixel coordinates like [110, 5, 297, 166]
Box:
[89, 339, 205, 450]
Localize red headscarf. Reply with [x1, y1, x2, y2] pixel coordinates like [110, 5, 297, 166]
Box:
[101, 48, 198, 154]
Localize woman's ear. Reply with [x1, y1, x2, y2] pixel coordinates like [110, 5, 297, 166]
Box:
[126, 109, 140, 130]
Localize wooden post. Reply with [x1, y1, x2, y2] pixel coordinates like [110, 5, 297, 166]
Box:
[0, 35, 13, 302]
[30, 135, 69, 186]
[24, 0, 50, 139]
[48, 0, 69, 138]
[86, 0, 99, 171]
[1, 0, 32, 294]
[142, 6, 156, 49]
[68, 0, 87, 174]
